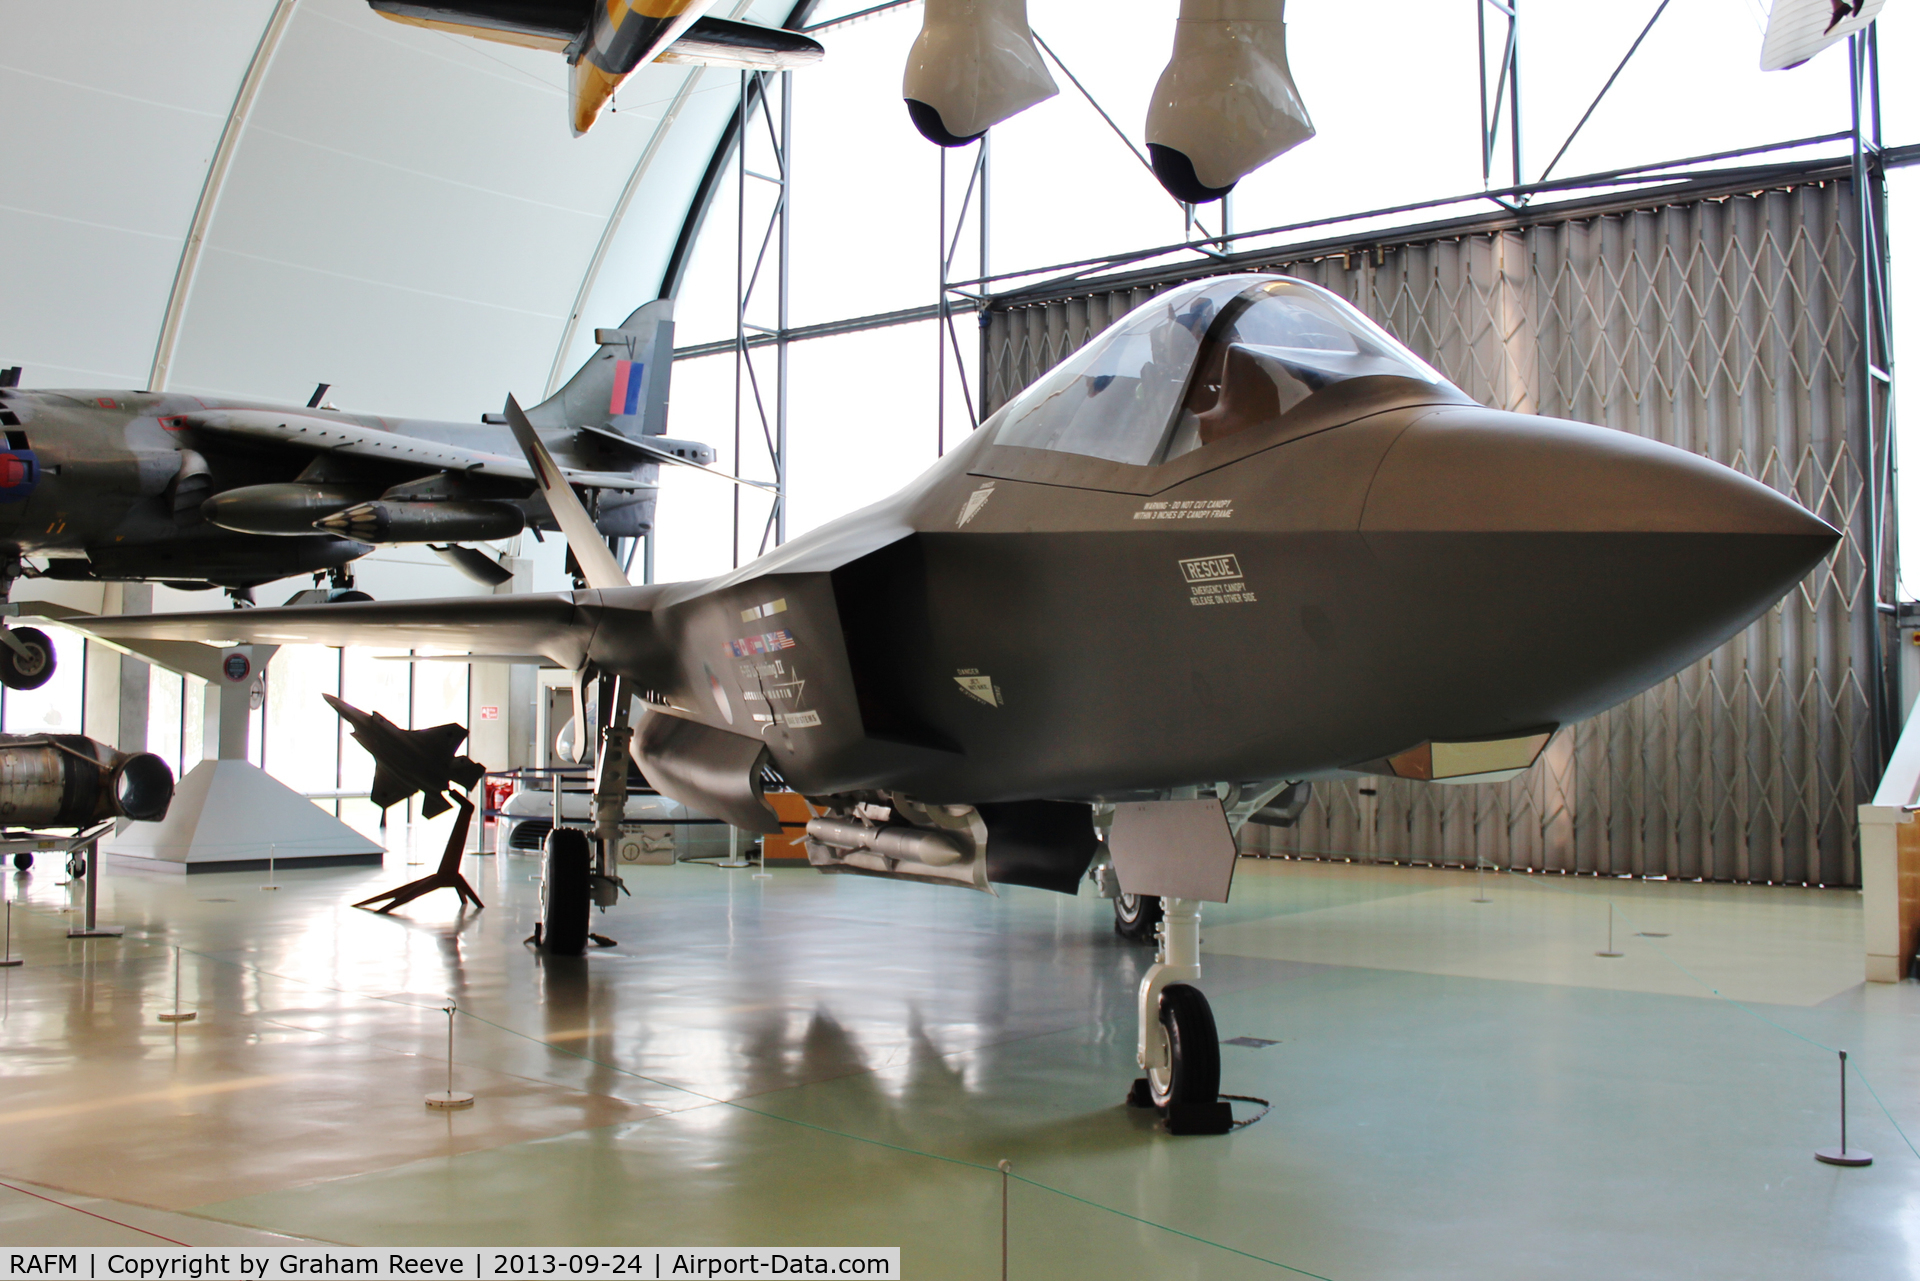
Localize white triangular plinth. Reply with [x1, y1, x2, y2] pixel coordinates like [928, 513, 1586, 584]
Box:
[103, 760, 383, 872]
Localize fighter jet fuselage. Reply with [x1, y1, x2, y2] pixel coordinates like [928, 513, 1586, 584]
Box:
[0, 389, 659, 590]
[588, 392, 1830, 808]
[0, 300, 701, 595]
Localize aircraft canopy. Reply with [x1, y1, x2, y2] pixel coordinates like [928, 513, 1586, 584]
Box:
[993, 276, 1451, 467]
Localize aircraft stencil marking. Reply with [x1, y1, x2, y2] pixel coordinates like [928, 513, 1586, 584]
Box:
[955, 669, 1002, 707]
[956, 481, 996, 527]
[1180, 555, 1255, 606]
[1134, 498, 1234, 521]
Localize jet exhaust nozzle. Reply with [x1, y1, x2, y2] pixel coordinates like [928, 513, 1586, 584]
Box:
[0, 734, 174, 828]
[903, 0, 1059, 146]
[1145, 0, 1314, 203]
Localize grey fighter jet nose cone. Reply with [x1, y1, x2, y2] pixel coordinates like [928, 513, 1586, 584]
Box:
[1360, 407, 1839, 729]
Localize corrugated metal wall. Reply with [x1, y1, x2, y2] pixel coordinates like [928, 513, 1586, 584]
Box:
[983, 180, 1878, 885]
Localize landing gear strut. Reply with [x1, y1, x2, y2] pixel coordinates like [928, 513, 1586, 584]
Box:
[1128, 897, 1233, 1135]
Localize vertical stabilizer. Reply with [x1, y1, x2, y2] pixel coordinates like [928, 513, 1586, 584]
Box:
[529, 299, 675, 439]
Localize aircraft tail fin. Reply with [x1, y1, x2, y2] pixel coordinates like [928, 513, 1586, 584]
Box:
[529, 299, 674, 441]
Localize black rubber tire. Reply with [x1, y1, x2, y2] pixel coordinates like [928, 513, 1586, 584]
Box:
[0, 627, 56, 691]
[1148, 983, 1221, 1111]
[1114, 892, 1163, 943]
[11, 851, 31, 871]
[66, 854, 86, 879]
[540, 827, 592, 956]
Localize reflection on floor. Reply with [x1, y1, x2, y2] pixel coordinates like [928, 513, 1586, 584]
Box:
[0, 853, 1913, 1279]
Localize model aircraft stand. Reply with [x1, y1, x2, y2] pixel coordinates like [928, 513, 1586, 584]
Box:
[354, 789, 485, 915]
[0, 822, 121, 938]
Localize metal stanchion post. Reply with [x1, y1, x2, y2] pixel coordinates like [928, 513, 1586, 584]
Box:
[426, 1005, 474, 1109]
[1, 898, 18, 967]
[158, 945, 195, 1022]
[998, 1159, 1011, 1281]
[1816, 1050, 1872, 1166]
[716, 824, 751, 868]
[68, 840, 120, 938]
[261, 843, 279, 891]
[1595, 903, 1622, 958]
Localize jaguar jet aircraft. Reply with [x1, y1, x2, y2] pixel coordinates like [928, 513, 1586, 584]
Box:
[0, 301, 722, 690]
[370, 1, 825, 136]
[92, 275, 1838, 1133]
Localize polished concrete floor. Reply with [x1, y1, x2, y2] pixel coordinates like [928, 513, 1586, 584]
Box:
[1, 849, 1916, 1279]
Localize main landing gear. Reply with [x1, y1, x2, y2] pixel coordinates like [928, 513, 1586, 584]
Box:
[1127, 896, 1234, 1135]
[529, 672, 628, 957]
[1114, 891, 1162, 942]
[0, 556, 53, 691]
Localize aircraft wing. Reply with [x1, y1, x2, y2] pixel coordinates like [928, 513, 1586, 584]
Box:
[84, 595, 600, 670]
[655, 17, 824, 70]
[368, 2, 582, 53]
[177, 409, 650, 492]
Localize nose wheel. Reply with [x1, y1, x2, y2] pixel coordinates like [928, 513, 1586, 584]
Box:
[1127, 897, 1234, 1135]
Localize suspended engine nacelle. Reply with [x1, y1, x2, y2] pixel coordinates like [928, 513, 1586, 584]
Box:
[316, 500, 525, 544]
[0, 734, 174, 829]
[903, 0, 1058, 146]
[1144, 0, 1314, 203]
[201, 483, 379, 536]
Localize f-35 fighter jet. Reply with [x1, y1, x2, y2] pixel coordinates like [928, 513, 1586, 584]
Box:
[92, 275, 1837, 1132]
[0, 301, 718, 689]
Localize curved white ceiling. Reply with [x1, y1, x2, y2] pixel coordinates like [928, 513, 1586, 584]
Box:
[0, 0, 796, 423]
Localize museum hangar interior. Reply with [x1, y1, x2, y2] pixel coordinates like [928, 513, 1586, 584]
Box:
[2, 0, 1920, 1276]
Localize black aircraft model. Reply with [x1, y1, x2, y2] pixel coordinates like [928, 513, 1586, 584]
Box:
[92, 275, 1838, 1132]
[0, 301, 729, 691]
[325, 693, 489, 915]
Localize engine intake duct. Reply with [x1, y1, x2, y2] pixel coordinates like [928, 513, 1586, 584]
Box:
[0, 734, 174, 828]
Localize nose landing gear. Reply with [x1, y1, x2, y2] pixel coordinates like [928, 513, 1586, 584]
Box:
[1127, 896, 1234, 1135]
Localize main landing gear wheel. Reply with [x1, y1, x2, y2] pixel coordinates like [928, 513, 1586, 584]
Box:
[0, 626, 55, 691]
[66, 852, 86, 880]
[1114, 892, 1162, 943]
[1129, 983, 1233, 1135]
[539, 827, 592, 956]
[11, 851, 31, 871]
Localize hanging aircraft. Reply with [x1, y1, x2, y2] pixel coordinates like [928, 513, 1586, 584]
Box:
[89, 275, 1839, 1133]
[369, 1, 826, 136]
[0, 301, 728, 691]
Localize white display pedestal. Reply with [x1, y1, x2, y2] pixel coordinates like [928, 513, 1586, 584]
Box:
[103, 759, 382, 874]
